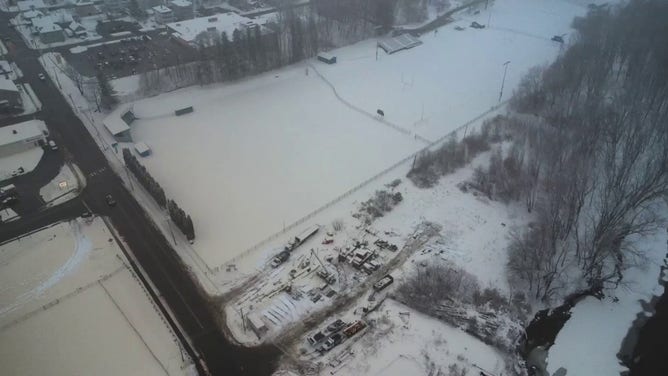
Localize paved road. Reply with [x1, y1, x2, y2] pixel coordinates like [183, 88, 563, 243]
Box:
[0, 10, 280, 376]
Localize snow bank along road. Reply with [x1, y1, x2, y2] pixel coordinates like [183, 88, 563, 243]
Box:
[0, 11, 281, 376]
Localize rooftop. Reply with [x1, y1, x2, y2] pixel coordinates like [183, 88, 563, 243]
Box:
[167, 13, 261, 44]
[0, 76, 18, 93]
[170, 0, 192, 7]
[0, 120, 46, 147]
[153, 5, 172, 14]
[17, 0, 46, 12]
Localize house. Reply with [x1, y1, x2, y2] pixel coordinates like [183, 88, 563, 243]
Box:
[169, 0, 192, 21]
[153, 5, 174, 24]
[17, 0, 47, 12]
[74, 3, 101, 18]
[0, 77, 22, 113]
[0, 120, 47, 158]
[67, 21, 87, 38]
[31, 14, 72, 44]
[21, 9, 44, 24]
[103, 109, 135, 142]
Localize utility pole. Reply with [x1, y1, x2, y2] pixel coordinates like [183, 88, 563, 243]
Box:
[498, 60, 510, 103]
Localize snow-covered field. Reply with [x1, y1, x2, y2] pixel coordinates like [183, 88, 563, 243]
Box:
[112, 0, 587, 273]
[124, 70, 424, 269]
[0, 217, 194, 376]
[546, 226, 668, 376]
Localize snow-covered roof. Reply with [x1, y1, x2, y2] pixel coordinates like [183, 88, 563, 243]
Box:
[0, 76, 18, 93]
[17, 0, 46, 12]
[22, 9, 44, 19]
[170, 0, 191, 7]
[103, 111, 132, 136]
[0, 60, 12, 74]
[32, 14, 71, 33]
[0, 120, 46, 147]
[68, 21, 86, 31]
[167, 13, 259, 43]
[134, 142, 150, 154]
[153, 5, 172, 14]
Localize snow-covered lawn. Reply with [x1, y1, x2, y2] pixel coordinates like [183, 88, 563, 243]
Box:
[39, 162, 83, 206]
[115, 0, 588, 274]
[0, 217, 195, 376]
[546, 227, 668, 376]
[0, 147, 43, 181]
[124, 69, 424, 269]
[314, 0, 580, 141]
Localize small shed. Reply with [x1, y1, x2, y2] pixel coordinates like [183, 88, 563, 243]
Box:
[134, 142, 151, 157]
[317, 53, 336, 64]
[247, 312, 268, 337]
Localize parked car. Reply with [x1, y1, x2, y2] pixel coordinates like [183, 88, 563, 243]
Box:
[326, 319, 346, 333]
[48, 140, 58, 150]
[307, 331, 326, 346]
[105, 194, 116, 207]
[38, 73, 46, 81]
[551, 35, 565, 43]
[318, 333, 342, 353]
[470, 21, 485, 29]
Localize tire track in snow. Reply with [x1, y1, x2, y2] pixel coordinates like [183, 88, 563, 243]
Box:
[0, 220, 92, 318]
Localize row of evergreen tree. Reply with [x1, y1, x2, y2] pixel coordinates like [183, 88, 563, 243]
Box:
[122, 148, 195, 241]
[123, 148, 166, 207]
[167, 200, 195, 241]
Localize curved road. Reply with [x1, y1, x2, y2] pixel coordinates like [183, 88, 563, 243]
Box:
[0, 10, 279, 376]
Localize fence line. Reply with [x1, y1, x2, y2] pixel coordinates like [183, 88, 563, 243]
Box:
[308, 63, 433, 144]
[0, 266, 124, 333]
[214, 101, 507, 272]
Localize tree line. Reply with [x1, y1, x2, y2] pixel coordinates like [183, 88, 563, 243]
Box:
[471, 0, 668, 301]
[123, 148, 195, 241]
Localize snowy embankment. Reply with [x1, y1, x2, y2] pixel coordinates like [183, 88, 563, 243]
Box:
[0, 217, 195, 376]
[546, 226, 668, 375]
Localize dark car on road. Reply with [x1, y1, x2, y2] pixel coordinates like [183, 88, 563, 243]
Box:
[105, 194, 116, 207]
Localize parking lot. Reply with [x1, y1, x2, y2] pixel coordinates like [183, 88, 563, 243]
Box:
[61, 33, 198, 79]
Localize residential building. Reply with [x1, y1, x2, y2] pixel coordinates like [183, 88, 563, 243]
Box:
[153, 5, 174, 24]
[21, 9, 44, 24]
[16, 0, 46, 12]
[169, 0, 192, 21]
[31, 17, 66, 44]
[0, 77, 22, 113]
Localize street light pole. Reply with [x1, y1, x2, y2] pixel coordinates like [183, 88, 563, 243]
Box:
[498, 60, 510, 103]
